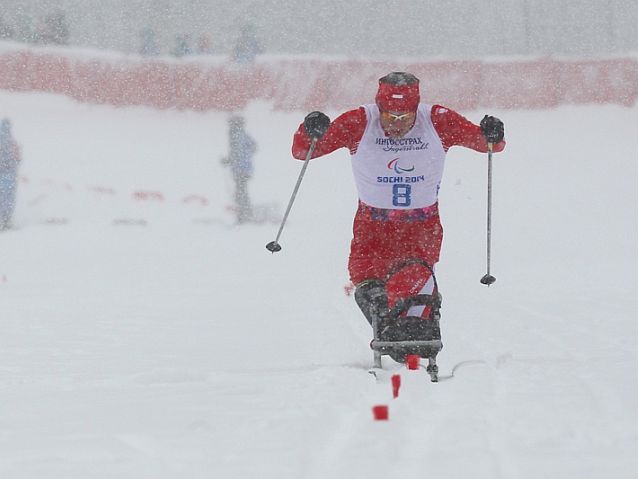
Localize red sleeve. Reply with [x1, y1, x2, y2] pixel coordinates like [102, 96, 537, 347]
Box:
[291, 108, 367, 160]
[430, 105, 505, 153]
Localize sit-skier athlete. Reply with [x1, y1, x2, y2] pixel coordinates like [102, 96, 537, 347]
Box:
[291, 72, 506, 365]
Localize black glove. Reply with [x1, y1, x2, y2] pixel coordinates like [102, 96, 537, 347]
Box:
[303, 111, 331, 139]
[480, 115, 504, 144]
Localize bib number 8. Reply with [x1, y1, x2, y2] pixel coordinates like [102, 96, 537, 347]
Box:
[392, 184, 412, 207]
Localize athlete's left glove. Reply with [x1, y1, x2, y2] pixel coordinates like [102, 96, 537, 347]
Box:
[480, 115, 504, 144]
[303, 111, 331, 139]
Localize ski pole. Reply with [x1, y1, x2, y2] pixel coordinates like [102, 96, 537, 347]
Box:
[266, 137, 318, 253]
[480, 142, 496, 286]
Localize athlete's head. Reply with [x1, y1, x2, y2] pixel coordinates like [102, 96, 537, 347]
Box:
[376, 72, 420, 138]
[228, 115, 244, 128]
[376, 72, 420, 112]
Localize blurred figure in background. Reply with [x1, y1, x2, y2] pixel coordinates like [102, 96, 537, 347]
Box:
[36, 10, 69, 45]
[139, 26, 160, 56]
[173, 34, 192, 58]
[14, 13, 36, 43]
[0, 118, 22, 230]
[231, 24, 263, 64]
[0, 14, 15, 40]
[221, 115, 256, 223]
[196, 33, 213, 55]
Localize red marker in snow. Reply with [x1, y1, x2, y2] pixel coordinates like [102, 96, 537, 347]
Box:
[391, 374, 401, 398]
[406, 354, 420, 370]
[372, 405, 389, 421]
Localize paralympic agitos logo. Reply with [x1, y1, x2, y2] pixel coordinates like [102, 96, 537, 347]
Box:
[387, 158, 415, 174]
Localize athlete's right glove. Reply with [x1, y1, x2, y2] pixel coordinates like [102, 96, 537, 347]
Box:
[303, 111, 331, 139]
[480, 115, 505, 144]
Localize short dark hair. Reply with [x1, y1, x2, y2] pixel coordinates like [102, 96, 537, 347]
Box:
[378, 72, 419, 86]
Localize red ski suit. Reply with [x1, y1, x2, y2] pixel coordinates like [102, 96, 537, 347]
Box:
[292, 105, 505, 311]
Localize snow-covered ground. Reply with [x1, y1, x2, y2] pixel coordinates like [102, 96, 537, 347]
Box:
[1, 89, 637, 479]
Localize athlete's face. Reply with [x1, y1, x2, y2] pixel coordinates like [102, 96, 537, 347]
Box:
[379, 109, 417, 138]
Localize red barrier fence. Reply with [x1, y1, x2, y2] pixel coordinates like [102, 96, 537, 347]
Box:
[1, 45, 636, 111]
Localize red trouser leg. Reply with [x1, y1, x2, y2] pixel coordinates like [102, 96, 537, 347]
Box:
[385, 262, 432, 310]
[348, 209, 443, 317]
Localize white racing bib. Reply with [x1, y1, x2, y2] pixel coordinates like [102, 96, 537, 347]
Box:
[351, 104, 446, 209]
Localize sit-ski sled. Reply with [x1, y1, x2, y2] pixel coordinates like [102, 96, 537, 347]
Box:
[369, 261, 443, 382]
[370, 305, 442, 382]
